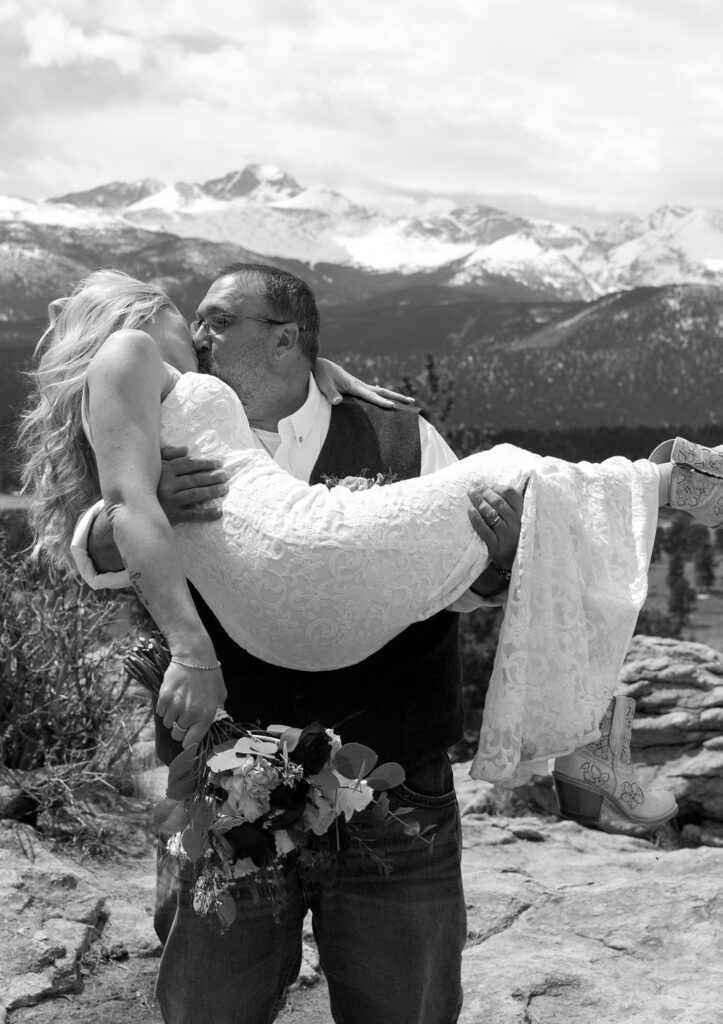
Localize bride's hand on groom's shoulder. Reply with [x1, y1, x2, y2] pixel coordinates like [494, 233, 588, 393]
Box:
[313, 357, 416, 409]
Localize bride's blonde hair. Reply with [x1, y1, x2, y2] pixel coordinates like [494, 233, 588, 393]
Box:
[19, 269, 170, 569]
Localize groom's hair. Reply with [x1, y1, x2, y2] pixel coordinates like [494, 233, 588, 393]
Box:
[215, 261, 321, 362]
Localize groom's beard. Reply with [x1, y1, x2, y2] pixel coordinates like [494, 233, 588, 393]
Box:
[206, 355, 239, 394]
[204, 354, 273, 412]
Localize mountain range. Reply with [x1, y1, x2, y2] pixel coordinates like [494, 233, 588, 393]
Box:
[1, 164, 722, 447]
[3, 163, 723, 307]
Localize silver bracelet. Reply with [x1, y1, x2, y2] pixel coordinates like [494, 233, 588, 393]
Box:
[170, 656, 222, 671]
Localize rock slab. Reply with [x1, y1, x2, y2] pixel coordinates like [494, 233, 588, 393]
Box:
[459, 809, 723, 1022]
[0, 823, 107, 1022]
[5, 766, 723, 1023]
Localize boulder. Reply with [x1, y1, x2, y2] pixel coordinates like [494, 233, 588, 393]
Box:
[620, 635, 723, 832]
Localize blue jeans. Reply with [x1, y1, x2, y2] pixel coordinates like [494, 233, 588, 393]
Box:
[154, 755, 466, 1024]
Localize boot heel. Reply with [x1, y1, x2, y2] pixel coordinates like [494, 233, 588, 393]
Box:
[552, 776, 603, 825]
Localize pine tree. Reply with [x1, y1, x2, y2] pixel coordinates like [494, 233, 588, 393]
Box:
[667, 550, 696, 629]
[693, 536, 717, 591]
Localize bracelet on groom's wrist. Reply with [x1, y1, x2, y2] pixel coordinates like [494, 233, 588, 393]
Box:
[489, 561, 512, 584]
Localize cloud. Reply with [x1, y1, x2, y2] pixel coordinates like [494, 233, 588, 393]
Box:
[23, 10, 145, 73]
[1, 0, 722, 209]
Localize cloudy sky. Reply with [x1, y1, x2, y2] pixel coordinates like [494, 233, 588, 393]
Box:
[2, 0, 722, 212]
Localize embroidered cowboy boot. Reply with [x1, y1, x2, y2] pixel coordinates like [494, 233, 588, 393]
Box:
[650, 437, 723, 477]
[650, 438, 723, 528]
[552, 696, 678, 829]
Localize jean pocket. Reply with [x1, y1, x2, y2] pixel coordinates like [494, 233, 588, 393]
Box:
[391, 780, 458, 810]
[391, 754, 457, 809]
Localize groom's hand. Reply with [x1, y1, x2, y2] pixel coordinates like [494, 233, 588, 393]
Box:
[467, 479, 527, 596]
[158, 446, 230, 525]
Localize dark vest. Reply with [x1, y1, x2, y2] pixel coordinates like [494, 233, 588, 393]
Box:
[164, 398, 463, 770]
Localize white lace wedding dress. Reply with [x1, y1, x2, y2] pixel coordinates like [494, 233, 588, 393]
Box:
[156, 372, 659, 783]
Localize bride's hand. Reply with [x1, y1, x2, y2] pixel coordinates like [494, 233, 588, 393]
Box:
[313, 357, 415, 409]
[156, 660, 227, 749]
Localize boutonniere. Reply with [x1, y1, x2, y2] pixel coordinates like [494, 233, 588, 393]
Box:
[323, 471, 398, 491]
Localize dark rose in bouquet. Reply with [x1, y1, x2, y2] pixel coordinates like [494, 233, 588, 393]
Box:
[224, 822, 277, 866]
[282, 722, 333, 775]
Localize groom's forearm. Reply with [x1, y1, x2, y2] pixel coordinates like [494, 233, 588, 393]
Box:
[88, 506, 125, 572]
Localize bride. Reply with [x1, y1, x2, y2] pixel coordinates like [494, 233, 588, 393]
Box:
[19, 270, 716, 792]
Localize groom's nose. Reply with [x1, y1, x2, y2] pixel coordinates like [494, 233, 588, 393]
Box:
[192, 329, 211, 354]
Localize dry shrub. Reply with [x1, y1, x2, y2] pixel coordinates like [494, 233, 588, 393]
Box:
[0, 540, 151, 853]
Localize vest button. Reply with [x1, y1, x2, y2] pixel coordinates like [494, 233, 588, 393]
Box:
[295, 691, 305, 701]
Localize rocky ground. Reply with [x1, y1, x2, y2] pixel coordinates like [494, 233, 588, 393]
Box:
[2, 763, 722, 1024]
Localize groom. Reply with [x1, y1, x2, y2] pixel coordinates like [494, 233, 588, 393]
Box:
[72, 261, 523, 1024]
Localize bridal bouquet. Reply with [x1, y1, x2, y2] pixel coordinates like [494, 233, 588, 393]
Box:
[125, 637, 410, 927]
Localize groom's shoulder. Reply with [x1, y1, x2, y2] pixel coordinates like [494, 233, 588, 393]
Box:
[339, 395, 420, 418]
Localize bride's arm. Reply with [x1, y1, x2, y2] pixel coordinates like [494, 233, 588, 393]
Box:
[86, 331, 226, 746]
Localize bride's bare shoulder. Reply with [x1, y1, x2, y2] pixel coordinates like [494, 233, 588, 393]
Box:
[87, 328, 165, 380]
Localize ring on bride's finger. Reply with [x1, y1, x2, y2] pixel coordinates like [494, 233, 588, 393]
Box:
[488, 512, 502, 529]
[171, 721, 188, 736]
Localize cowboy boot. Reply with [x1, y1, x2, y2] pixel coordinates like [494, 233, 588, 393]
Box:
[650, 438, 723, 528]
[664, 465, 723, 528]
[552, 696, 678, 829]
[650, 437, 723, 477]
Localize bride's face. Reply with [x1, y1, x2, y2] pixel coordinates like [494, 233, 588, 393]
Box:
[146, 306, 198, 372]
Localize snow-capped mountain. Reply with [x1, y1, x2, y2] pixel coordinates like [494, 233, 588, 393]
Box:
[2, 164, 723, 304]
[50, 178, 164, 209]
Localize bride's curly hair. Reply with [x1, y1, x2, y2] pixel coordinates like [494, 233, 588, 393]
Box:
[18, 269, 170, 570]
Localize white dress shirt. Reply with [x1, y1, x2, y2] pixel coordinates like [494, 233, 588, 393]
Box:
[70, 374, 497, 611]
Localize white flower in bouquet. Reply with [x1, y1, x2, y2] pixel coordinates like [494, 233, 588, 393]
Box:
[274, 830, 296, 857]
[166, 831, 186, 860]
[334, 776, 374, 820]
[326, 729, 343, 760]
[232, 857, 258, 879]
[218, 756, 280, 821]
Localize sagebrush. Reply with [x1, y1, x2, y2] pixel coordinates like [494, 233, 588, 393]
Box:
[0, 540, 151, 848]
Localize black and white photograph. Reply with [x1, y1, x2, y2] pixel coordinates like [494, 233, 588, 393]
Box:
[1, 2, 723, 1022]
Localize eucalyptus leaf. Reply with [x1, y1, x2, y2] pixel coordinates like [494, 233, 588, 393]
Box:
[279, 727, 302, 752]
[152, 798, 181, 830]
[166, 743, 200, 799]
[189, 798, 216, 831]
[363, 761, 406, 791]
[308, 767, 340, 798]
[181, 826, 206, 863]
[266, 723, 292, 736]
[154, 800, 189, 834]
[332, 743, 378, 780]
[234, 736, 278, 756]
[217, 893, 237, 928]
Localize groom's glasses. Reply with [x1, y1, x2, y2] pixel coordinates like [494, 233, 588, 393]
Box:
[191, 312, 288, 337]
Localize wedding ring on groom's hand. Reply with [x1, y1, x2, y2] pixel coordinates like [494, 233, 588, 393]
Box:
[488, 512, 502, 530]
